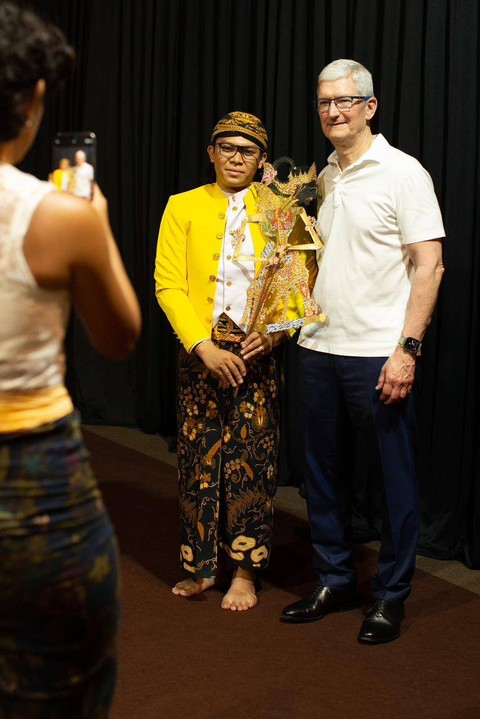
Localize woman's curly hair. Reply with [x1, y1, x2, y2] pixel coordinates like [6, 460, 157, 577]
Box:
[0, 1, 75, 142]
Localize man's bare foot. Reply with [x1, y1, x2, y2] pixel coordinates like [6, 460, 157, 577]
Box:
[221, 567, 257, 611]
[172, 577, 215, 597]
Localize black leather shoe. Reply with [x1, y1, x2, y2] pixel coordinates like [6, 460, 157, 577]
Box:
[280, 584, 359, 623]
[357, 599, 405, 644]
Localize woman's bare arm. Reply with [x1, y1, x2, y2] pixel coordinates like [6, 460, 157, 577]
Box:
[23, 185, 141, 360]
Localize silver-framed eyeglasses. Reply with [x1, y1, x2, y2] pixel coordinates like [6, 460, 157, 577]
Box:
[313, 96, 371, 113]
[215, 142, 261, 161]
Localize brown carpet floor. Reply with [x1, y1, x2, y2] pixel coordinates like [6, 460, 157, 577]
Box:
[83, 430, 480, 719]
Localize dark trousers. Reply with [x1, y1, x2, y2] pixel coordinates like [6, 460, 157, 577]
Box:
[300, 348, 420, 604]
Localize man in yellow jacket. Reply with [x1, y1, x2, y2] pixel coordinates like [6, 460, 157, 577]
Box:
[155, 111, 304, 611]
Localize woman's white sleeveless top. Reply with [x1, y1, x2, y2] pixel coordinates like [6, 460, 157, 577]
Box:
[0, 163, 71, 392]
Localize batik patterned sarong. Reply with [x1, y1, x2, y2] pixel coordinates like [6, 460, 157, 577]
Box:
[0, 412, 119, 719]
[176, 339, 282, 578]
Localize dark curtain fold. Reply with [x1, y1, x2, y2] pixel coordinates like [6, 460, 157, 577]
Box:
[21, 0, 480, 566]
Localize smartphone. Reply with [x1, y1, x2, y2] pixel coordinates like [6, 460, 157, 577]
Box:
[51, 131, 96, 200]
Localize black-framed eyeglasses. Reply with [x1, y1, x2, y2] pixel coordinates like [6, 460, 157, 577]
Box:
[313, 96, 371, 113]
[215, 142, 261, 161]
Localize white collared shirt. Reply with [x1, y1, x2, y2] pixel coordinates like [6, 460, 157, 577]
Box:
[213, 187, 255, 328]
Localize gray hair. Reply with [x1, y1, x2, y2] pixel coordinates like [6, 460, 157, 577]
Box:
[318, 59, 374, 97]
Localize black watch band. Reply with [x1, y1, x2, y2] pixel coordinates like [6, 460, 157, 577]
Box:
[398, 335, 422, 355]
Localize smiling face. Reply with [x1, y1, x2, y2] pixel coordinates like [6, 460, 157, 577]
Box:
[316, 75, 377, 151]
[207, 135, 266, 194]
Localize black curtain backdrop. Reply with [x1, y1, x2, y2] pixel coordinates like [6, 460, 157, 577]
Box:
[22, 0, 480, 567]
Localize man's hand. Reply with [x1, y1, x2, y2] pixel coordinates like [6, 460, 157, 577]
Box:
[240, 331, 284, 361]
[376, 346, 417, 405]
[195, 340, 246, 388]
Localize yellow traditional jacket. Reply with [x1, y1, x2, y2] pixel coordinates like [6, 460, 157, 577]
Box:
[154, 182, 313, 351]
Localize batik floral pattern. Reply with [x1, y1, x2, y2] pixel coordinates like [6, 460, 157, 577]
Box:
[0, 413, 119, 718]
[176, 340, 282, 578]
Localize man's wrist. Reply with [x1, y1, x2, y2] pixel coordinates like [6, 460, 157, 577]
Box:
[398, 335, 422, 356]
[190, 338, 211, 355]
[268, 330, 287, 349]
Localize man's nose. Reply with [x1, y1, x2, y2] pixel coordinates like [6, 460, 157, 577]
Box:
[327, 100, 340, 117]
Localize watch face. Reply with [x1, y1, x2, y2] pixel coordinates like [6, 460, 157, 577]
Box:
[404, 337, 420, 353]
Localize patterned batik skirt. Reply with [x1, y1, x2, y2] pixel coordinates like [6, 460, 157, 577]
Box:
[176, 338, 283, 578]
[0, 411, 119, 719]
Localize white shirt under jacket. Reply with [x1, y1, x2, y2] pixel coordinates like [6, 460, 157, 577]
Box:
[298, 134, 446, 357]
[213, 187, 255, 328]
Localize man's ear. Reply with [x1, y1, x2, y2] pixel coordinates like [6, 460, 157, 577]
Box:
[258, 151, 268, 169]
[207, 144, 215, 164]
[365, 96, 378, 122]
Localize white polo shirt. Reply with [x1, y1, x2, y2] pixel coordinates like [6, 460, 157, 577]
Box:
[72, 162, 94, 199]
[299, 134, 445, 356]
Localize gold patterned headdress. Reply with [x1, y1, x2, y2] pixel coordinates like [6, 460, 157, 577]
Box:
[211, 111, 268, 150]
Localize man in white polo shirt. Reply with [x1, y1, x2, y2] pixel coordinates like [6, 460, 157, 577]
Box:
[280, 59, 445, 644]
[72, 149, 94, 199]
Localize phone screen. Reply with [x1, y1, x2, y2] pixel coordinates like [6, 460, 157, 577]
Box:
[51, 131, 96, 200]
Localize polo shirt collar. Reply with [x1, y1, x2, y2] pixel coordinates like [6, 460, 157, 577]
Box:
[327, 133, 390, 170]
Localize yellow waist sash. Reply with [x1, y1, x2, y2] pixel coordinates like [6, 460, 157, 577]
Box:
[0, 386, 74, 434]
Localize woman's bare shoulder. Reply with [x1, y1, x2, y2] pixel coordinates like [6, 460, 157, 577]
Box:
[24, 190, 106, 286]
[35, 190, 98, 228]
[28, 190, 106, 258]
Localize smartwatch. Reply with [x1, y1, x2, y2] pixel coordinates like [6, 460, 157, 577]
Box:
[398, 336, 422, 355]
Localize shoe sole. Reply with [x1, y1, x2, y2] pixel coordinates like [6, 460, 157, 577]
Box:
[357, 631, 401, 645]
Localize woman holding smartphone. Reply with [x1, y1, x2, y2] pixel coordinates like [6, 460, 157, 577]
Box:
[0, 2, 141, 717]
